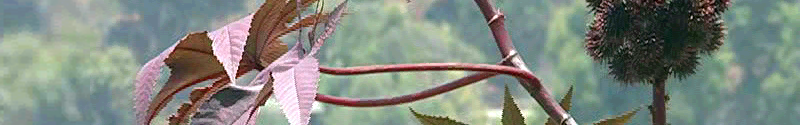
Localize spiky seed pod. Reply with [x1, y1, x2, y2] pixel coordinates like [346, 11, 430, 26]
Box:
[585, 0, 729, 84]
[586, 0, 603, 12]
[689, 0, 727, 54]
[586, 0, 611, 60]
[713, 0, 732, 14]
[586, 0, 628, 62]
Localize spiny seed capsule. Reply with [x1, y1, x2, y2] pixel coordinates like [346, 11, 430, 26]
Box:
[585, 0, 730, 84]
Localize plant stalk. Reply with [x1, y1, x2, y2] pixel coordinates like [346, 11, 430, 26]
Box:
[652, 77, 667, 125]
[316, 72, 497, 107]
[472, 0, 576, 124]
[315, 58, 516, 107]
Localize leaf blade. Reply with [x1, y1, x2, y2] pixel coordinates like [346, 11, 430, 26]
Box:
[134, 40, 177, 125]
[264, 31, 307, 124]
[240, 70, 276, 125]
[593, 106, 643, 125]
[409, 108, 468, 125]
[245, 0, 320, 68]
[136, 32, 241, 125]
[210, 15, 253, 84]
[169, 78, 231, 125]
[309, 0, 347, 54]
[145, 32, 224, 124]
[189, 85, 264, 125]
[168, 62, 253, 124]
[546, 85, 574, 125]
[560, 85, 574, 111]
[502, 85, 525, 125]
[263, 1, 347, 124]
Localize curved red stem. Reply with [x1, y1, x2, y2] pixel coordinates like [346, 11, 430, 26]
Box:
[316, 72, 497, 107]
[313, 63, 544, 107]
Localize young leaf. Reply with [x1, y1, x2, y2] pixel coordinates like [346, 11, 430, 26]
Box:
[182, 71, 275, 125]
[136, 0, 326, 123]
[546, 85, 574, 125]
[244, 0, 320, 67]
[135, 40, 178, 125]
[135, 32, 231, 125]
[142, 31, 260, 124]
[281, 13, 329, 40]
[169, 77, 231, 125]
[593, 106, 643, 125]
[265, 1, 346, 125]
[165, 15, 257, 124]
[241, 70, 276, 124]
[267, 40, 311, 125]
[147, 32, 225, 124]
[210, 15, 253, 85]
[310, 0, 347, 50]
[232, 107, 262, 125]
[189, 85, 265, 125]
[168, 63, 253, 124]
[502, 85, 525, 125]
[409, 108, 468, 125]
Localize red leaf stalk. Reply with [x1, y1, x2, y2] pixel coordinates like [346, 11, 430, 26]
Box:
[316, 72, 497, 107]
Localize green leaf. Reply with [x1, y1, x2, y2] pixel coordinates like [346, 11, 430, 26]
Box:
[409, 108, 467, 125]
[502, 85, 525, 125]
[560, 85, 574, 111]
[593, 106, 643, 125]
[545, 85, 573, 125]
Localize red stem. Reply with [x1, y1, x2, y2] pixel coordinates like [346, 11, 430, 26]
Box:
[316, 72, 497, 107]
[652, 77, 667, 125]
[472, 0, 575, 124]
[313, 63, 542, 106]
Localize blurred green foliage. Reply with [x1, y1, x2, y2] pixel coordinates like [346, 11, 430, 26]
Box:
[1, 30, 137, 124]
[0, 0, 798, 125]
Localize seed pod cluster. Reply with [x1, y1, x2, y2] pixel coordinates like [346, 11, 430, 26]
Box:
[585, 0, 731, 84]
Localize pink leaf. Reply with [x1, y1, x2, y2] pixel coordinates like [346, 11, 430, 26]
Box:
[190, 85, 264, 125]
[268, 42, 310, 125]
[265, 1, 347, 124]
[136, 32, 239, 125]
[186, 71, 273, 125]
[290, 55, 320, 119]
[240, 70, 276, 125]
[232, 108, 261, 125]
[210, 15, 253, 85]
[309, 0, 348, 55]
[134, 43, 178, 125]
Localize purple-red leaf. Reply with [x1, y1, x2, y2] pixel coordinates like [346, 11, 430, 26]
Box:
[265, 1, 347, 124]
[136, 32, 260, 125]
[189, 85, 264, 125]
[148, 32, 225, 125]
[169, 77, 231, 124]
[168, 62, 254, 124]
[135, 32, 226, 125]
[270, 52, 321, 125]
[210, 15, 253, 85]
[284, 14, 329, 38]
[182, 71, 274, 125]
[134, 40, 178, 125]
[232, 108, 262, 125]
[309, 0, 348, 54]
[134, 0, 328, 123]
[245, 0, 319, 68]
[267, 40, 309, 125]
[241, 70, 276, 125]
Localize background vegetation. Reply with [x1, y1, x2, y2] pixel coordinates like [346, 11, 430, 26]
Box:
[1, 0, 797, 124]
